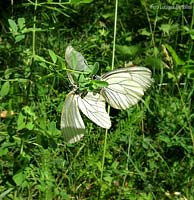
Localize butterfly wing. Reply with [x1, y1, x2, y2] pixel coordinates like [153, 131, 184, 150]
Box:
[100, 67, 152, 110]
[61, 91, 85, 143]
[61, 91, 111, 143]
[65, 45, 91, 87]
[65, 46, 88, 71]
[78, 92, 111, 129]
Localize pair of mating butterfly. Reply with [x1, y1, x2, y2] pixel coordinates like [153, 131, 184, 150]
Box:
[61, 46, 152, 143]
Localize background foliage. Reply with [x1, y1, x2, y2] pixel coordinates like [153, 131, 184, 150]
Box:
[0, 0, 194, 199]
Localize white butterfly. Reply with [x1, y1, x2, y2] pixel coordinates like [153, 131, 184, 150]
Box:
[61, 46, 152, 143]
[61, 91, 111, 143]
[61, 46, 111, 143]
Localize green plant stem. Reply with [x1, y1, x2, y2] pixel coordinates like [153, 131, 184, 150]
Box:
[142, 0, 155, 47]
[111, 0, 118, 71]
[98, 0, 118, 199]
[32, 0, 38, 57]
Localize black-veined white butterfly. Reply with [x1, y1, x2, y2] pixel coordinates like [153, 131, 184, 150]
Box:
[61, 46, 152, 143]
[61, 91, 111, 143]
[61, 46, 111, 143]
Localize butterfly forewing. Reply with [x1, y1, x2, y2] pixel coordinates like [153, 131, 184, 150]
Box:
[78, 92, 111, 129]
[65, 46, 88, 71]
[65, 46, 89, 86]
[61, 92, 85, 143]
[100, 67, 152, 110]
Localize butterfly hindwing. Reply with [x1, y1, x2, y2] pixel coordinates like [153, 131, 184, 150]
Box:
[78, 92, 111, 129]
[61, 92, 85, 143]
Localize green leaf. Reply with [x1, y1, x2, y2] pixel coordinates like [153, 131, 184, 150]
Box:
[116, 44, 140, 56]
[8, 19, 18, 33]
[182, 26, 194, 40]
[17, 112, 25, 131]
[15, 34, 25, 43]
[71, 52, 78, 70]
[18, 17, 25, 30]
[13, 171, 25, 186]
[190, 34, 194, 40]
[165, 44, 185, 66]
[34, 55, 46, 62]
[39, 62, 48, 69]
[139, 28, 151, 36]
[159, 24, 171, 35]
[102, 12, 114, 19]
[23, 106, 36, 118]
[84, 62, 99, 77]
[26, 122, 34, 130]
[93, 62, 99, 74]
[78, 73, 86, 83]
[48, 49, 57, 63]
[0, 188, 14, 199]
[91, 80, 108, 89]
[0, 82, 10, 98]
[0, 147, 8, 156]
[159, 24, 179, 36]
[104, 174, 113, 183]
[85, 62, 99, 76]
[145, 56, 162, 69]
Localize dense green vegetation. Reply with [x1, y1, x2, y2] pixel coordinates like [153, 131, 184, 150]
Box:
[0, 0, 193, 199]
